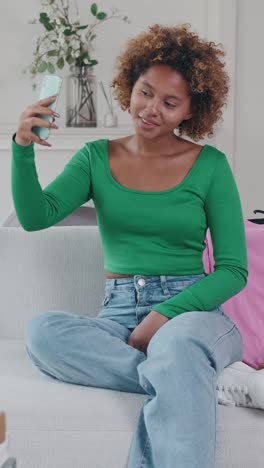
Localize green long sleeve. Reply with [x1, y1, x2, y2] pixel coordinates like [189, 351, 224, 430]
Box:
[11, 133, 92, 231]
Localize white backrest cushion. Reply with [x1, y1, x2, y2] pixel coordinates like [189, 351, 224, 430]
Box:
[0, 226, 105, 339]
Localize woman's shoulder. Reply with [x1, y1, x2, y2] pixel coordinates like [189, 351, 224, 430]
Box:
[176, 137, 203, 152]
[82, 138, 109, 155]
[108, 136, 132, 151]
[84, 136, 130, 156]
[178, 138, 226, 158]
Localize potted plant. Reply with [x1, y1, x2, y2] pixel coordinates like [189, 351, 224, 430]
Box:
[22, 0, 130, 127]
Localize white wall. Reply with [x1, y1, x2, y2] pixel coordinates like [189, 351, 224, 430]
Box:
[234, 0, 264, 218]
[0, 0, 209, 126]
[0, 0, 263, 224]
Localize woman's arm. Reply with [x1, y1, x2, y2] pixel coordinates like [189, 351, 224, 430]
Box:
[152, 151, 248, 319]
[11, 133, 92, 231]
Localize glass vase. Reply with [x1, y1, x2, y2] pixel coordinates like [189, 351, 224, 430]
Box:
[66, 65, 97, 127]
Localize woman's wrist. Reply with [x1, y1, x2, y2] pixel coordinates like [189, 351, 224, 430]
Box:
[14, 133, 32, 146]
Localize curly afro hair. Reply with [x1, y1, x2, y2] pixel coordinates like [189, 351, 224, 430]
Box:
[111, 23, 230, 142]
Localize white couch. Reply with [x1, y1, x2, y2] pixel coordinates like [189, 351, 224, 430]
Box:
[1, 224, 264, 468]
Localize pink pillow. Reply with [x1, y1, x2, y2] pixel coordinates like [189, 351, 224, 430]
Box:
[203, 220, 264, 370]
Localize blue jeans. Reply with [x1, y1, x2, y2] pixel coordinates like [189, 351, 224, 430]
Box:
[25, 273, 243, 468]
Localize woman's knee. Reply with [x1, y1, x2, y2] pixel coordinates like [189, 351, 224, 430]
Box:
[24, 310, 66, 356]
[148, 313, 209, 358]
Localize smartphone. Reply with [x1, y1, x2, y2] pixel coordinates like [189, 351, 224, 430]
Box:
[32, 74, 63, 141]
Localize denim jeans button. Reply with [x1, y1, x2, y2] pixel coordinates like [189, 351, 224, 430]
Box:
[138, 278, 146, 286]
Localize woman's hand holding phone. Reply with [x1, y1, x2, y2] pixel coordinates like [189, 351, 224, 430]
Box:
[15, 95, 60, 147]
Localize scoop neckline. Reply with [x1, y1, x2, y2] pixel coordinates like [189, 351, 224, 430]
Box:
[104, 139, 208, 195]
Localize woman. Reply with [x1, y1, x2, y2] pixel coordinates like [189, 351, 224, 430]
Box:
[12, 23, 247, 468]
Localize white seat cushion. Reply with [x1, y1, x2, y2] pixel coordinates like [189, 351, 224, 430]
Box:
[0, 339, 147, 468]
[1, 340, 264, 468]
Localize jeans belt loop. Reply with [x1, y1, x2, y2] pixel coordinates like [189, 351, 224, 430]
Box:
[160, 275, 170, 296]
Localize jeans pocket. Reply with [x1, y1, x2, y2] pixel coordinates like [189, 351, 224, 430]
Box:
[166, 275, 205, 298]
[167, 283, 190, 297]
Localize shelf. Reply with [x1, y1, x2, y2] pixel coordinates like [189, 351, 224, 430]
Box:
[0, 124, 134, 151]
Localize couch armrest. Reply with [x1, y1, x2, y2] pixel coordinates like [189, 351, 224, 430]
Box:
[0, 226, 105, 339]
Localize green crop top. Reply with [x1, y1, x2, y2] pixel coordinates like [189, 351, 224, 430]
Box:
[11, 133, 248, 319]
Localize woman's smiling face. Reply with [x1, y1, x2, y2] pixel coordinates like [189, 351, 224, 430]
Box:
[130, 64, 193, 138]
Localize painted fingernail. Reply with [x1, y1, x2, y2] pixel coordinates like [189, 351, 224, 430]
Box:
[52, 112, 60, 117]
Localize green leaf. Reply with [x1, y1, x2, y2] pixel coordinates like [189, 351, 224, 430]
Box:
[39, 12, 49, 21]
[63, 28, 76, 36]
[57, 57, 64, 69]
[89, 59, 98, 66]
[44, 22, 54, 31]
[96, 12, 107, 20]
[66, 55, 75, 65]
[37, 61, 47, 73]
[91, 3, 97, 16]
[47, 50, 58, 56]
[39, 12, 54, 31]
[47, 62, 55, 73]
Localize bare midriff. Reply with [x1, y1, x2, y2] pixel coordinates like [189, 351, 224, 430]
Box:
[105, 270, 134, 278]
